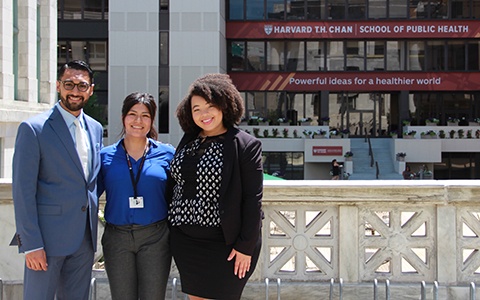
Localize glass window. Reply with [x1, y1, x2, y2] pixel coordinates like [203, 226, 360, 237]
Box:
[263, 152, 304, 180]
[467, 41, 480, 71]
[389, 0, 408, 18]
[267, 0, 286, 19]
[229, 0, 244, 19]
[327, 41, 345, 70]
[288, 0, 306, 19]
[432, 0, 448, 18]
[228, 41, 245, 71]
[407, 41, 425, 70]
[246, 92, 267, 117]
[451, 0, 467, 18]
[386, 41, 404, 70]
[447, 40, 465, 70]
[369, 0, 387, 18]
[84, 0, 104, 20]
[63, 0, 82, 19]
[348, 0, 366, 19]
[247, 0, 265, 20]
[88, 41, 107, 70]
[306, 0, 324, 19]
[306, 41, 325, 71]
[247, 42, 265, 71]
[266, 91, 287, 122]
[160, 32, 169, 65]
[426, 40, 445, 70]
[475, 0, 480, 18]
[366, 41, 385, 71]
[329, 0, 346, 19]
[286, 41, 305, 71]
[267, 41, 285, 71]
[346, 41, 365, 71]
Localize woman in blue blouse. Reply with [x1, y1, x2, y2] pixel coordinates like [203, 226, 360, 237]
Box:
[98, 92, 174, 300]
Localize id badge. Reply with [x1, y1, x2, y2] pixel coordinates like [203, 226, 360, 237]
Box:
[129, 196, 144, 208]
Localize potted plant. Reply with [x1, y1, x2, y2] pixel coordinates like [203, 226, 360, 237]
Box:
[282, 128, 289, 138]
[259, 117, 270, 126]
[272, 128, 279, 138]
[263, 129, 270, 138]
[253, 128, 260, 138]
[467, 129, 473, 138]
[426, 118, 439, 126]
[476, 129, 480, 139]
[248, 116, 259, 125]
[341, 128, 350, 138]
[313, 129, 327, 139]
[303, 129, 313, 138]
[447, 117, 460, 126]
[389, 131, 398, 138]
[299, 117, 312, 126]
[449, 129, 456, 139]
[329, 129, 341, 139]
[402, 119, 412, 126]
[277, 117, 290, 126]
[396, 152, 406, 161]
[344, 151, 354, 161]
[458, 129, 465, 138]
[438, 130, 446, 139]
[293, 129, 299, 138]
[469, 118, 480, 126]
[421, 130, 437, 139]
[403, 130, 416, 139]
[321, 116, 330, 126]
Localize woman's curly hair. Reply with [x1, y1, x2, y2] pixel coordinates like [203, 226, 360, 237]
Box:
[176, 73, 245, 134]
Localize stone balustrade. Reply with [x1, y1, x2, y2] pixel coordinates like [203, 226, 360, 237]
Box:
[2, 179, 480, 299]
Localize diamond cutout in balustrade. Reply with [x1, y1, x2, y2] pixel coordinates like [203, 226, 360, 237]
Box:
[279, 210, 296, 227]
[411, 222, 426, 237]
[401, 256, 418, 273]
[470, 212, 480, 222]
[270, 246, 286, 263]
[269, 220, 287, 236]
[401, 211, 415, 226]
[316, 247, 332, 263]
[365, 248, 380, 263]
[375, 259, 391, 273]
[315, 220, 332, 237]
[279, 255, 295, 272]
[306, 254, 321, 273]
[462, 248, 478, 264]
[463, 222, 477, 237]
[375, 211, 390, 226]
[411, 247, 427, 264]
[306, 211, 321, 228]
[365, 221, 380, 236]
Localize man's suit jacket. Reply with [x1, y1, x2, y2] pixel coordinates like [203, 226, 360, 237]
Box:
[172, 127, 264, 256]
[12, 105, 103, 256]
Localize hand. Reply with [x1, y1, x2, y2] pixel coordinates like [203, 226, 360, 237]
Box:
[25, 249, 48, 271]
[227, 248, 251, 279]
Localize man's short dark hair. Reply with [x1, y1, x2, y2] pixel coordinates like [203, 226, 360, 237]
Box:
[58, 60, 94, 84]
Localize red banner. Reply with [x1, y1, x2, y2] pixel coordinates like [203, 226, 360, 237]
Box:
[228, 72, 480, 92]
[313, 146, 343, 156]
[227, 20, 480, 39]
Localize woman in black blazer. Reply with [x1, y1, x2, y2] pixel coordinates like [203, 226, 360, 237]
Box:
[168, 73, 263, 300]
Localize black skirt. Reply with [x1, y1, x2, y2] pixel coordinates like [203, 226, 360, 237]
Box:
[170, 225, 261, 300]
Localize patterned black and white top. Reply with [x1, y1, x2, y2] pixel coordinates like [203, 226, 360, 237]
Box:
[169, 135, 224, 227]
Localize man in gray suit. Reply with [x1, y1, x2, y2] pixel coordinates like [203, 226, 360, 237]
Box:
[12, 60, 103, 299]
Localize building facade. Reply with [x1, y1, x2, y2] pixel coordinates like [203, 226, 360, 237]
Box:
[2, 0, 479, 180]
[0, 0, 57, 178]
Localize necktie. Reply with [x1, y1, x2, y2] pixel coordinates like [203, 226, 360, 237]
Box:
[74, 118, 89, 179]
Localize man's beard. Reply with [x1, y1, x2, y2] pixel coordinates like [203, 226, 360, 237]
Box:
[60, 95, 86, 112]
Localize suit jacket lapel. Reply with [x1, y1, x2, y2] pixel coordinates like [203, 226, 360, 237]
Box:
[48, 106, 85, 178]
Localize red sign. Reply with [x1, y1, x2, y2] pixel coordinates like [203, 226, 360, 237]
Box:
[313, 146, 343, 156]
[228, 72, 480, 92]
[227, 20, 480, 39]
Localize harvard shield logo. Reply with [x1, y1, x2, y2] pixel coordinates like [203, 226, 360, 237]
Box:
[264, 25, 273, 35]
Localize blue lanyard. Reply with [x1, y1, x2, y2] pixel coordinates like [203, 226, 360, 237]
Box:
[122, 140, 148, 198]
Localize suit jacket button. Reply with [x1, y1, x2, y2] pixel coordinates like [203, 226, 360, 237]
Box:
[81, 206, 87, 212]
